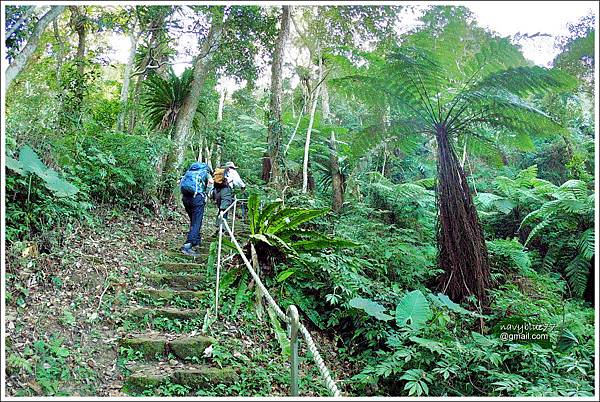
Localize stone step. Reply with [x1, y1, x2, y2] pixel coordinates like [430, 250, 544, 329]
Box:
[126, 307, 202, 323]
[120, 333, 216, 361]
[162, 250, 208, 262]
[133, 288, 208, 306]
[143, 272, 204, 290]
[157, 262, 206, 274]
[123, 364, 239, 395]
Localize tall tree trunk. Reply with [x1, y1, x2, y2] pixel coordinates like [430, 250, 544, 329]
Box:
[302, 56, 322, 194]
[163, 18, 224, 180]
[381, 143, 387, 176]
[217, 86, 226, 121]
[330, 130, 344, 212]
[302, 87, 321, 193]
[435, 124, 490, 307]
[52, 19, 65, 85]
[322, 80, 344, 212]
[263, 6, 291, 187]
[197, 136, 205, 162]
[206, 143, 213, 170]
[214, 86, 226, 168]
[72, 8, 86, 76]
[69, 5, 86, 117]
[5, 6, 65, 88]
[128, 14, 166, 132]
[283, 100, 305, 155]
[117, 29, 139, 132]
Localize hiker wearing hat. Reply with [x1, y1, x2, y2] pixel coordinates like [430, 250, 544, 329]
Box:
[212, 161, 246, 225]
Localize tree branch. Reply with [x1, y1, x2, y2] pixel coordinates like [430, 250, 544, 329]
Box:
[6, 5, 39, 38]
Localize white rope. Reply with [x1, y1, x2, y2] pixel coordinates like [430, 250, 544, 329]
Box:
[221, 219, 342, 396]
[222, 219, 289, 323]
[299, 323, 342, 397]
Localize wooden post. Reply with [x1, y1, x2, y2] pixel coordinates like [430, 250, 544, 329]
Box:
[287, 305, 300, 396]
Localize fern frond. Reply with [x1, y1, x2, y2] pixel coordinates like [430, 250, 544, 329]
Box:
[565, 255, 590, 298]
[578, 228, 595, 260]
[524, 217, 553, 246]
[542, 248, 558, 272]
[473, 66, 577, 97]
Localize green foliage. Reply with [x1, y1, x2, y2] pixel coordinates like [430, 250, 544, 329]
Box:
[5, 146, 91, 243]
[349, 297, 393, 321]
[142, 68, 203, 131]
[7, 145, 79, 197]
[487, 238, 532, 274]
[395, 290, 432, 330]
[55, 130, 171, 207]
[352, 278, 594, 396]
[246, 192, 356, 258]
[3, 4, 595, 399]
[518, 179, 594, 297]
[553, 13, 595, 92]
[10, 337, 76, 396]
[400, 368, 432, 396]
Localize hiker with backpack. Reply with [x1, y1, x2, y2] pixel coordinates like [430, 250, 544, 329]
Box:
[212, 161, 246, 226]
[179, 162, 213, 257]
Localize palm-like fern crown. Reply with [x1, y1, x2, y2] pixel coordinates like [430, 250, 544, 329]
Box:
[331, 12, 578, 160]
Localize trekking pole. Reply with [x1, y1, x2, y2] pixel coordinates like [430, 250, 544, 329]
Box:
[215, 211, 224, 317]
[231, 197, 237, 234]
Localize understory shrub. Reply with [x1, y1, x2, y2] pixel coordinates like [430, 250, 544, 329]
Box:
[54, 129, 172, 208]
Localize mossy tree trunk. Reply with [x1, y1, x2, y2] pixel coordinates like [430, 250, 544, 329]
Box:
[163, 17, 224, 183]
[263, 6, 291, 188]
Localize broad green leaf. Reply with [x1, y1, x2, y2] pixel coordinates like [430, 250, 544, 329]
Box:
[557, 329, 579, 352]
[247, 193, 260, 234]
[276, 269, 295, 282]
[19, 145, 47, 175]
[39, 169, 79, 197]
[6, 156, 25, 175]
[429, 293, 472, 315]
[267, 306, 290, 359]
[395, 290, 431, 329]
[349, 297, 393, 321]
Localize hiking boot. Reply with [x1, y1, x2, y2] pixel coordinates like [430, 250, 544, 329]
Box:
[181, 243, 199, 257]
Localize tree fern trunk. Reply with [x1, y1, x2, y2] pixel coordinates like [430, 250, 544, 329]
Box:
[435, 124, 490, 307]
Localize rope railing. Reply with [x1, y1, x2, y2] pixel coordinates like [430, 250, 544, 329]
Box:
[212, 198, 342, 397]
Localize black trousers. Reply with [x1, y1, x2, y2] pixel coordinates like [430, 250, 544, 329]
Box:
[182, 193, 206, 246]
[214, 186, 233, 224]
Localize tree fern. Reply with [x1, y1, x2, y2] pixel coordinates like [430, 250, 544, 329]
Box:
[329, 13, 576, 305]
[518, 177, 594, 298]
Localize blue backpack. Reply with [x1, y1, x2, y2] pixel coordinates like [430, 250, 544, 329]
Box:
[180, 162, 209, 196]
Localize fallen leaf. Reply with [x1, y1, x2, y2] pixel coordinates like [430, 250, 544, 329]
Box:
[28, 381, 42, 394]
